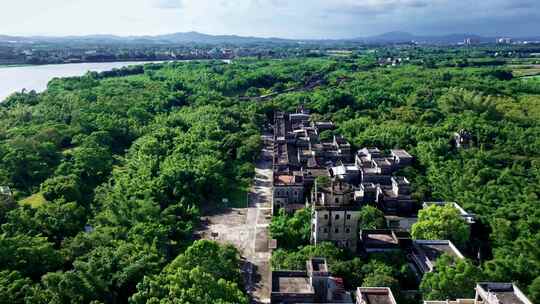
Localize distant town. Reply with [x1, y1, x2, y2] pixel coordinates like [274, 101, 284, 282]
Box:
[1, 32, 540, 66]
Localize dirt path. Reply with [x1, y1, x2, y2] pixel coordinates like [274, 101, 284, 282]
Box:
[197, 134, 273, 304]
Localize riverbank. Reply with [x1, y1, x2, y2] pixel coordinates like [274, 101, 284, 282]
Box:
[0, 64, 31, 68]
[0, 61, 163, 102]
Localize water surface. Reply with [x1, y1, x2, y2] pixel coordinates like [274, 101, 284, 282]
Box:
[0, 61, 161, 102]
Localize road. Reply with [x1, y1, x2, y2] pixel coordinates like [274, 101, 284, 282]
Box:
[198, 134, 273, 303]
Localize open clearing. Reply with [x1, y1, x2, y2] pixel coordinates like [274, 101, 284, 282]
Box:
[196, 134, 274, 304]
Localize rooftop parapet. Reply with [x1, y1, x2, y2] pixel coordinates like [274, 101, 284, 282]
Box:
[424, 300, 475, 304]
[475, 283, 533, 304]
[410, 240, 464, 275]
[274, 174, 304, 186]
[307, 258, 330, 277]
[356, 287, 398, 304]
[357, 147, 383, 163]
[360, 229, 412, 252]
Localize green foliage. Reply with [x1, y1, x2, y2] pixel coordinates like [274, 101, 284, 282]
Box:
[315, 175, 331, 187]
[362, 273, 399, 293]
[269, 208, 311, 249]
[0, 234, 62, 279]
[41, 241, 163, 303]
[166, 240, 242, 284]
[271, 243, 345, 270]
[41, 175, 81, 202]
[411, 204, 470, 247]
[483, 234, 540, 290]
[420, 254, 484, 300]
[358, 205, 387, 230]
[0, 270, 32, 304]
[529, 276, 540, 304]
[130, 241, 247, 304]
[18, 193, 47, 208]
[130, 267, 248, 304]
[0, 60, 269, 302]
[2, 200, 86, 245]
[318, 130, 334, 141]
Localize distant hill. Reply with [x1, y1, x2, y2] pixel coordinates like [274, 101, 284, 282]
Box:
[155, 31, 291, 44]
[0, 31, 296, 46]
[1, 31, 539, 46]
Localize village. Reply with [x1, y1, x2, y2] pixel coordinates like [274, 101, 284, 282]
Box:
[266, 107, 533, 304]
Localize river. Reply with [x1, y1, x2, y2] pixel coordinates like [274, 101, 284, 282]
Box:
[0, 61, 165, 102]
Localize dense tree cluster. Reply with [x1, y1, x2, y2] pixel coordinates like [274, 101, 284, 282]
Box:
[411, 204, 470, 247]
[420, 254, 484, 300]
[0, 60, 282, 302]
[269, 208, 311, 249]
[130, 240, 247, 304]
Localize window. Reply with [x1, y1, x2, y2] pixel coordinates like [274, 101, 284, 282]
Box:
[335, 214, 340, 220]
[346, 228, 351, 233]
[335, 198, 339, 204]
[335, 228, 339, 233]
[346, 214, 351, 220]
[324, 214, 329, 220]
[323, 228, 328, 233]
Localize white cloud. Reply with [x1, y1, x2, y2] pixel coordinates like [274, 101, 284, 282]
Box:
[154, 0, 185, 9]
[0, 0, 538, 38]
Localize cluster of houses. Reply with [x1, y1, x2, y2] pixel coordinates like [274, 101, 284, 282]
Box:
[272, 108, 419, 252]
[269, 108, 532, 304]
[272, 107, 416, 252]
[272, 258, 532, 304]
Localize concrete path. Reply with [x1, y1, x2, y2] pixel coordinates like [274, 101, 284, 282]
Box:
[197, 134, 273, 304]
[245, 137, 273, 303]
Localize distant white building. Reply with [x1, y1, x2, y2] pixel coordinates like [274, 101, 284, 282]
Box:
[496, 37, 513, 44]
[0, 186, 14, 205]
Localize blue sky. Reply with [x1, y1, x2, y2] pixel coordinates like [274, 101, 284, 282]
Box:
[2, 0, 539, 38]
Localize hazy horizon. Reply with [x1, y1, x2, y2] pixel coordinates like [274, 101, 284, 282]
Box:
[2, 0, 539, 39]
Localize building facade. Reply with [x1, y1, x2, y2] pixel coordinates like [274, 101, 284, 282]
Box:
[311, 181, 362, 251]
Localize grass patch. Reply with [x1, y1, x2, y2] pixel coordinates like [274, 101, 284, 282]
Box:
[19, 193, 47, 208]
[522, 75, 540, 80]
[513, 69, 540, 77]
[509, 64, 540, 77]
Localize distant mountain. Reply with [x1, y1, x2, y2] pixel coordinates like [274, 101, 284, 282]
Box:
[0, 31, 296, 45]
[1, 31, 539, 46]
[154, 31, 291, 44]
[360, 31, 417, 43]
